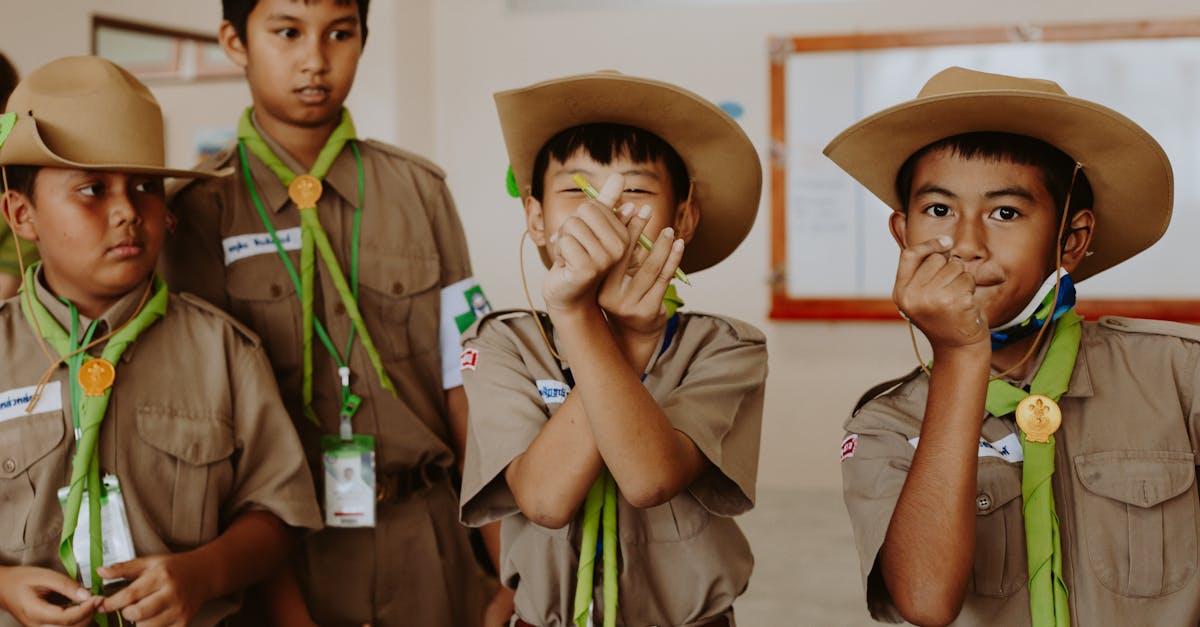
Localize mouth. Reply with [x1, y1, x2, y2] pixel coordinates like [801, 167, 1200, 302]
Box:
[295, 85, 330, 104]
[107, 238, 146, 259]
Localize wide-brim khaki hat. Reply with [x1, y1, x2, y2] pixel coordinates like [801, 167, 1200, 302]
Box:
[823, 66, 1172, 282]
[496, 71, 762, 273]
[0, 56, 218, 179]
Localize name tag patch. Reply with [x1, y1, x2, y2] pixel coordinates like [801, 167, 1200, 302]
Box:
[536, 379, 569, 404]
[223, 227, 302, 265]
[908, 433, 1024, 464]
[0, 382, 63, 423]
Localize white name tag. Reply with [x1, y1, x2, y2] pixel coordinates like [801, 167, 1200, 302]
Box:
[0, 382, 63, 423]
[908, 432, 1024, 464]
[536, 379, 570, 405]
[223, 227, 302, 266]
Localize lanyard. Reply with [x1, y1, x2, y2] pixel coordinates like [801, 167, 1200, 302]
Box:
[65, 307, 101, 441]
[565, 312, 681, 627]
[236, 108, 393, 434]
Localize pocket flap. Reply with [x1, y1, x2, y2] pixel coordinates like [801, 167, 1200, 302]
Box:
[976, 459, 1023, 516]
[1075, 450, 1195, 508]
[226, 255, 297, 302]
[137, 406, 233, 465]
[0, 413, 64, 478]
[360, 251, 440, 298]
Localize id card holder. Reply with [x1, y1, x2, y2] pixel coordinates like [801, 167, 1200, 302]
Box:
[56, 475, 137, 590]
[321, 433, 376, 528]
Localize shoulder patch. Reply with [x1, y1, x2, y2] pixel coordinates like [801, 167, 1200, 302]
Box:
[1097, 316, 1200, 343]
[462, 308, 539, 341]
[853, 367, 924, 416]
[361, 139, 446, 179]
[683, 311, 766, 343]
[167, 145, 237, 200]
[175, 292, 262, 347]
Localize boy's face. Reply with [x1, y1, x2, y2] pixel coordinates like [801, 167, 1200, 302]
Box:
[526, 148, 696, 262]
[889, 148, 1088, 327]
[2, 169, 167, 309]
[222, 0, 362, 132]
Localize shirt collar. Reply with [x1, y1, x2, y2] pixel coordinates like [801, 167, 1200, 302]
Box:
[246, 111, 362, 214]
[33, 266, 152, 362]
[990, 318, 1094, 400]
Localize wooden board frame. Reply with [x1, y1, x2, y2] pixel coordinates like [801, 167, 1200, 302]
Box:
[769, 19, 1200, 321]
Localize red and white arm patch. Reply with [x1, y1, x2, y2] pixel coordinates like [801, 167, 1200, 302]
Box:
[840, 434, 859, 462]
[459, 347, 479, 371]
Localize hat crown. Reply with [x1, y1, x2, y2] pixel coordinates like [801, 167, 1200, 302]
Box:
[917, 66, 1068, 99]
[4, 56, 165, 168]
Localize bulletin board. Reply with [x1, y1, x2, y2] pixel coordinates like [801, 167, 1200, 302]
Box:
[768, 19, 1200, 320]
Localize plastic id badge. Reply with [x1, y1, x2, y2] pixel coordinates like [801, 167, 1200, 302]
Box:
[321, 434, 376, 528]
[56, 474, 136, 590]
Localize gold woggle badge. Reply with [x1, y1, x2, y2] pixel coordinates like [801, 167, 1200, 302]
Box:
[1016, 394, 1062, 443]
[289, 174, 323, 209]
[79, 358, 116, 397]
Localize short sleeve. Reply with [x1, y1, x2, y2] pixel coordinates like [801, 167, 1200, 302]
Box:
[841, 402, 920, 623]
[439, 277, 493, 390]
[162, 181, 231, 309]
[419, 174, 472, 288]
[223, 336, 322, 530]
[458, 318, 549, 527]
[660, 316, 767, 517]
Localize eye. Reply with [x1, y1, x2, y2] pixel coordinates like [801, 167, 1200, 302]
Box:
[990, 206, 1020, 221]
[623, 188, 652, 195]
[134, 179, 164, 194]
[275, 27, 301, 39]
[329, 29, 357, 41]
[922, 204, 952, 218]
[79, 183, 105, 198]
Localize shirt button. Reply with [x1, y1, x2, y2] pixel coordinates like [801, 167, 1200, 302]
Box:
[270, 283, 283, 298]
[334, 302, 346, 315]
[976, 493, 992, 511]
[2, 458, 16, 473]
[391, 281, 404, 295]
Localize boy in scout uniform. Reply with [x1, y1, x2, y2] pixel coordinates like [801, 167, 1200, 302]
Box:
[161, 0, 498, 624]
[0, 56, 321, 627]
[0, 52, 33, 300]
[831, 67, 1200, 626]
[460, 72, 768, 627]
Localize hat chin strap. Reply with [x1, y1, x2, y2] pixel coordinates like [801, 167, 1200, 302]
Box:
[990, 269, 1064, 332]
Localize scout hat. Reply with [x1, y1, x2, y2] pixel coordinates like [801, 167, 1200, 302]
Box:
[823, 66, 1172, 282]
[496, 71, 762, 273]
[0, 56, 217, 179]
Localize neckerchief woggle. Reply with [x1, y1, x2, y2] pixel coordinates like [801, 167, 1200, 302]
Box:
[236, 108, 395, 428]
[569, 287, 682, 627]
[19, 265, 167, 601]
[984, 273, 1080, 627]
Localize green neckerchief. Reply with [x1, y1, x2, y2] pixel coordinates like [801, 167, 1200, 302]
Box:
[19, 265, 167, 597]
[572, 286, 684, 627]
[985, 309, 1081, 627]
[236, 108, 395, 426]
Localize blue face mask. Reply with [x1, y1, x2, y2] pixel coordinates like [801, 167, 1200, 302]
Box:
[989, 269, 1076, 350]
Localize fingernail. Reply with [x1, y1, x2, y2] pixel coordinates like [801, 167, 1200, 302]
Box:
[549, 232, 559, 243]
[601, 174, 623, 197]
[637, 205, 652, 219]
[937, 235, 952, 248]
[75, 587, 91, 601]
[620, 203, 635, 218]
[662, 227, 675, 239]
[673, 239, 684, 252]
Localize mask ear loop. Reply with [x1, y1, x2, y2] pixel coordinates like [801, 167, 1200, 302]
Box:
[907, 162, 1082, 381]
[519, 229, 564, 362]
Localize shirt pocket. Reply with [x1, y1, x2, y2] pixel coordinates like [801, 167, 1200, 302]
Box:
[358, 249, 441, 361]
[620, 492, 711, 544]
[1075, 449, 1197, 597]
[972, 459, 1027, 598]
[135, 406, 235, 549]
[225, 254, 301, 368]
[0, 413, 66, 551]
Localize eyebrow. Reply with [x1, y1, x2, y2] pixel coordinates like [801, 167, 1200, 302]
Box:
[557, 168, 661, 179]
[264, 14, 360, 27]
[912, 183, 1035, 202]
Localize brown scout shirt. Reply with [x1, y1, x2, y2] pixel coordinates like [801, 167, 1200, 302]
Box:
[460, 310, 768, 627]
[0, 272, 321, 627]
[842, 316, 1200, 626]
[161, 128, 484, 626]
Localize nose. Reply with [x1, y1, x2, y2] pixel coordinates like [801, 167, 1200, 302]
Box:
[950, 214, 986, 263]
[300, 34, 329, 75]
[108, 183, 142, 227]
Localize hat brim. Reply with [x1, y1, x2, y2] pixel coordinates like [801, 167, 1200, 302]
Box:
[496, 74, 762, 273]
[0, 114, 222, 179]
[823, 89, 1173, 281]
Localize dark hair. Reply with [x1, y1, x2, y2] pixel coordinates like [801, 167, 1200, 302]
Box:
[2, 166, 39, 200]
[222, 0, 370, 45]
[0, 53, 18, 112]
[529, 123, 690, 204]
[896, 132, 1093, 228]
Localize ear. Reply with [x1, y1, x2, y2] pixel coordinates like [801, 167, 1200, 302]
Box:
[523, 195, 547, 247]
[888, 210, 909, 250]
[1, 190, 38, 242]
[219, 21, 249, 68]
[1059, 209, 1095, 274]
[673, 195, 700, 244]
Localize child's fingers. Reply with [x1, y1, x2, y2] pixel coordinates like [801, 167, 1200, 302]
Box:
[573, 202, 628, 260]
[557, 216, 608, 263]
[30, 570, 93, 604]
[895, 235, 952, 288]
[632, 228, 682, 306]
[116, 588, 172, 626]
[20, 595, 98, 626]
[96, 559, 145, 582]
[595, 174, 624, 208]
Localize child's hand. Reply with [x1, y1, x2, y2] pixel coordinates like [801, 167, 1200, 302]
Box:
[97, 553, 210, 627]
[599, 206, 685, 365]
[893, 235, 988, 350]
[482, 585, 515, 626]
[0, 565, 101, 627]
[542, 174, 632, 312]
